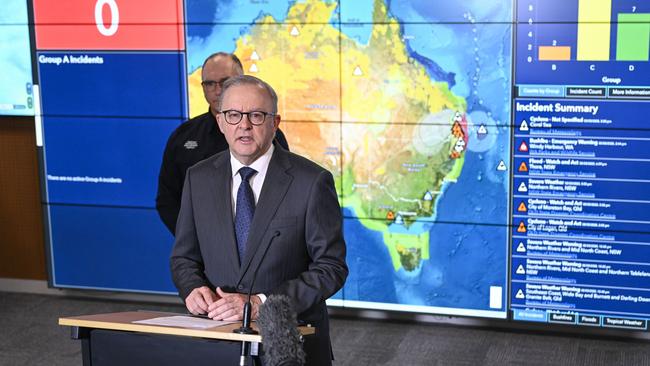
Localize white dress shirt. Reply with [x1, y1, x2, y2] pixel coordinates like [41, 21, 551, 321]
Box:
[229, 144, 275, 217]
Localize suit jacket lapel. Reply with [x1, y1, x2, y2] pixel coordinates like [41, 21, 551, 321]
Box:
[238, 147, 293, 280]
[210, 154, 240, 268]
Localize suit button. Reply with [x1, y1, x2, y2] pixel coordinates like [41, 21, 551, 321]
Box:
[237, 285, 244, 290]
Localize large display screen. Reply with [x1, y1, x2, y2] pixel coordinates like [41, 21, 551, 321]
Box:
[0, 0, 34, 116]
[34, 0, 650, 331]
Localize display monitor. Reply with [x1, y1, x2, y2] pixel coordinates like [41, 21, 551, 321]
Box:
[34, 0, 650, 334]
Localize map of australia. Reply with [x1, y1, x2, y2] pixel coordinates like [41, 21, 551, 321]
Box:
[186, 0, 512, 317]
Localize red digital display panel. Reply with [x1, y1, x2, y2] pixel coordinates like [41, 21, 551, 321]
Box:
[33, 0, 185, 50]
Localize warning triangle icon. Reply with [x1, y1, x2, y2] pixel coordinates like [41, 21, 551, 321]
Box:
[516, 242, 526, 252]
[517, 221, 527, 233]
[497, 160, 507, 171]
[518, 182, 528, 192]
[520, 120, 529, 131]
[516, 265, 526, 275]
[516, 289, 525, 299]
[518, 161, 528, 172]
[519, 141, 528, 152]
[518, 202, 527, 212]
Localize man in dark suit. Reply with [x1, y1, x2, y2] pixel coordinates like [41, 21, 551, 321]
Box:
[170, 75, 348, 365]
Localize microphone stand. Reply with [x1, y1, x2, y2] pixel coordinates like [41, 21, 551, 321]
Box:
[234, 231, 280, 366]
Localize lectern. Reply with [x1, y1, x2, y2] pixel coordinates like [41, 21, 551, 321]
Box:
[59, 311, 315, 366]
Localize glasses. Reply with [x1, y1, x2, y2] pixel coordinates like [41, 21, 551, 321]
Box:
[220, 110, 274, 126]
[201, 78, 227, 89]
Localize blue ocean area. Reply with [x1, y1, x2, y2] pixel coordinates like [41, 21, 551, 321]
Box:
[344, 148, 509, 311]
[185, 0, 291, 71]
[387, 0, 512, 23]
[409, 48, 457, 89]
[339, 0, 374, 45]
[340, 0, 373, 23]
[342, 208, 398, 304]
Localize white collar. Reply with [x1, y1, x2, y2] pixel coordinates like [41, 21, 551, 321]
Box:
[229, 144, 275, 178]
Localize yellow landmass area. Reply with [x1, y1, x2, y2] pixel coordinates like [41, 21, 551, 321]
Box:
[188, 71, 205, 116]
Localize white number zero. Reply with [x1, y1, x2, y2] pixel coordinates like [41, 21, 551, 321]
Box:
[95, 0, 119, 36]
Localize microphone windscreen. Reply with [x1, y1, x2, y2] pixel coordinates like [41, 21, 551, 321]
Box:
[257, 294, 306, 366]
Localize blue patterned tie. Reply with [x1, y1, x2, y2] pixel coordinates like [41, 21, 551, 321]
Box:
[235, 167, 257, 262]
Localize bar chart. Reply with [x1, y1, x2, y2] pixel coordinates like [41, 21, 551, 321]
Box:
[516, 0, 650, 86]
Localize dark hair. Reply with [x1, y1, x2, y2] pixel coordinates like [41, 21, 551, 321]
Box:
[201, 52, 244, 74]
[218, 75, 279, 114]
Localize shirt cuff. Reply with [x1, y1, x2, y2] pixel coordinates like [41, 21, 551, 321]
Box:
[256, 293, 267, 303]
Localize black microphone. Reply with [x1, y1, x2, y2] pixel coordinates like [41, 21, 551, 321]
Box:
[257, 294, 306, 366]
[234, 230, 281, 335]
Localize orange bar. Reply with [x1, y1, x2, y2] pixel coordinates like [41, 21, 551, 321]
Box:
[538, 46, 571, 61]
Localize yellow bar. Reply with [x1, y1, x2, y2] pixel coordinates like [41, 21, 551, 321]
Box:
[538, 46, 571, 61]
[576, 0, 612, 61]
